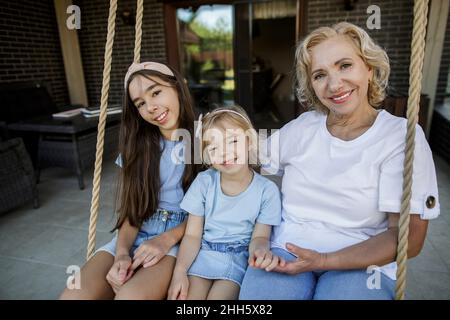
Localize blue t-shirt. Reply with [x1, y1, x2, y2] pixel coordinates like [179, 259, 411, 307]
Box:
[115, 138, 185, 211]
[180, 168, 282, 243]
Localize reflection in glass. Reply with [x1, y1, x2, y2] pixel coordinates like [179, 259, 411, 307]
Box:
[177, 5, 234, 112]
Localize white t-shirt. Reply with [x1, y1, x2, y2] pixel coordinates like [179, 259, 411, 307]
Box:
[264, 109, 440, 280]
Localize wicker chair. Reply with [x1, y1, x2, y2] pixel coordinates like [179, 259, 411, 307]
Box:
[0, 137, 39, 214]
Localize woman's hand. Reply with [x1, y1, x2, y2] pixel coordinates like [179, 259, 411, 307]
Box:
[106, 254, 134, 293]
[131, 233, 172, 270]
[249, 246, 286, 272]
[168, 270, 190, 300]
[273, 243, 327, 275]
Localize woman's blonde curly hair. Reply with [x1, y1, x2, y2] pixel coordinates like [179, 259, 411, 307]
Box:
[295, 22, 390, 113]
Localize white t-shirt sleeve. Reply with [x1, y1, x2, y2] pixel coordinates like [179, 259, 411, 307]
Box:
[256, 181, 282, 226]
[378, 126, 440, 219]
[180, 172, 209, 216]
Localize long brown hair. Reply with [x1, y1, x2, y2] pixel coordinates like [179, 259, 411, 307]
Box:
[114, 64, 198, 230]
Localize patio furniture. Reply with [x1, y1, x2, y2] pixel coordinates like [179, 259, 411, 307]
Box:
[0, 81, 59, 125]
[0, 137, 39, 214]
[0, 81, 60, 165]
[0, 81, 120, 190]
[8, 113, 120, 190]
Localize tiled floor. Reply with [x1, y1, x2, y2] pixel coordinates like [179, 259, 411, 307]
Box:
[0, 154, 449, 300]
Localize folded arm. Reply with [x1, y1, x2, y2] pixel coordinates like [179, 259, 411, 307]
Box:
[274, 213, 428, 274]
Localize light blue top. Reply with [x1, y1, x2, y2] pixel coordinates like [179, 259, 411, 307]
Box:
[180, 168, 282, 243]
[115, 138, 186, 212]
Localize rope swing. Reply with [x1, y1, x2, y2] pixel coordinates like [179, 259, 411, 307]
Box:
[87, 0, 145, 260]
[395, 0, 429, 300]
[86, 0, 429, 300]
[86, 0, 118, 260]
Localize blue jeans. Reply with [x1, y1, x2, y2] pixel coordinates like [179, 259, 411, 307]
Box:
[239, 247, 395, 300]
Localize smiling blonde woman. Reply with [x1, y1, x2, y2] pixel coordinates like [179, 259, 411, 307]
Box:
[239, 22, 440, 300]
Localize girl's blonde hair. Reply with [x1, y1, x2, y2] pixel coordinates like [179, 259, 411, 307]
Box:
[295, 22, 390, 113]
[199, 105, 259, 167]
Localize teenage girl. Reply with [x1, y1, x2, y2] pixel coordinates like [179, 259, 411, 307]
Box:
[60, 61, 198, 299]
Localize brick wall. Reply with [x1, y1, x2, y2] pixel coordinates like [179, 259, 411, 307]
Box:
[307, 0, 414, 96]
[0, 0, 69, 107]
[0, 0, 435, 110]
[75, 0, 166, 107]
[77, 0, 449, 107]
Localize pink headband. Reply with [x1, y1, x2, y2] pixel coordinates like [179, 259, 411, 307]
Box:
[124, 61, 174, 89]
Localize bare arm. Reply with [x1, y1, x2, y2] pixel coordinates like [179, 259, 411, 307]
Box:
[168, 214, 204, 300]
[130, 218, 188, 270]
[405, 213, 429, 257]
[173, 214, 204, 273]
[249, 223, 272, 257]
[117, 217, 187, 256]
[116, 218, 139, 257]
[275, 213, 428, 274]
[106, 218, 139, 291]
[324, 213, 429, 270]
[159, 219, 188, 248]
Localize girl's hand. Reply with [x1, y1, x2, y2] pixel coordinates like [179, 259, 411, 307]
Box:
[168, 271, 189, 300]
[248, 247, 286, 272]
[131, 234, 172, 270]
[273, 243, 327, 274]
[106, 254, 134, 293]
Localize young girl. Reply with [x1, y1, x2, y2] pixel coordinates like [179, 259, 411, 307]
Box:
[168, 105, 284, 300]
[60, 61, 198, 300]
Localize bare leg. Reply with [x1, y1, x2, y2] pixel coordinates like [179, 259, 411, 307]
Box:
[186, 276, 213, 300]
[207, 280, 240, 300]
[59, 251, 115, 300]
[114, 255, 176, 300]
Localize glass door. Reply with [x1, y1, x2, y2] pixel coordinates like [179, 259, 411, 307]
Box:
[177, 5, 235, 113]
[234, 1, 253, 120]
[168, 0, 305, 127]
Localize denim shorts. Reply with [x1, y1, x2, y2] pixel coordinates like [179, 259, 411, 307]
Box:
[97, 209, 187, 258]
[187, 239, 249, 286]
